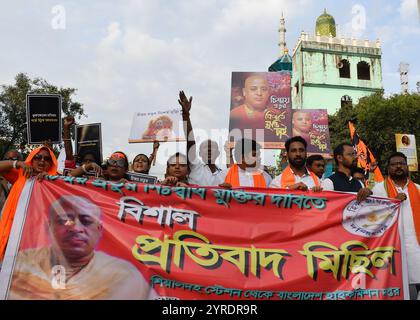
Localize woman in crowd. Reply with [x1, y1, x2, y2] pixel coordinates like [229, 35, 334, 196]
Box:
[132, 142, 160, 175]
[71, 151, 129, 182]
[161, 152, 190, 187]
[0, 146, 57, 260]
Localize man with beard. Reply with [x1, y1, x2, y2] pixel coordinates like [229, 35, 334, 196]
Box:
[321, 143, 372, 202]
[9, 195, 157, 300]
[270, 136, 321, 190]
[371, 152, 420, 299]
[178, 90, 224, 186]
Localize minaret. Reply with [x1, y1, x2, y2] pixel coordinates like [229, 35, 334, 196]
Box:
[278, 12, 286, 56]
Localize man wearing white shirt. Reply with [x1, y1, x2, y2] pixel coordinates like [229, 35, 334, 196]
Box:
[219, 138, 272, 188]
[188, 140, 224, 186]
[371, 152, 420, 300]
[178, 91, 224, 186]
[270, 136, 320, 190]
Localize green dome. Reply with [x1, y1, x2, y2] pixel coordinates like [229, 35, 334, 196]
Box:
[315, 9, 336, 37]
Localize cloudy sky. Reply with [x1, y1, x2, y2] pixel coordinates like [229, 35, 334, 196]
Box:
[0, 0, 419, 175]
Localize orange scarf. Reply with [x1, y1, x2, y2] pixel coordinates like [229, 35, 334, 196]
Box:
[224, 164, 266, 188]
[385, 176, 420, 245]
[0, 147, 57, 260]
[280, 166, 320, 188]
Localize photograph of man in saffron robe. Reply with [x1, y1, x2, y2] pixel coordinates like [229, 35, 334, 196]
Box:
[228, 72, 292, 144]
[8, 195, 158, 300]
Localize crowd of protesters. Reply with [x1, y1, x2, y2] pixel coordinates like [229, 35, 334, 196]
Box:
[0, 90, 418, 299]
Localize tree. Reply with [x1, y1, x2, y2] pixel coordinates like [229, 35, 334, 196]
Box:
[328, 103, 357, 150]
[0, 73, 85, 158]
[329, 92, 420, 183]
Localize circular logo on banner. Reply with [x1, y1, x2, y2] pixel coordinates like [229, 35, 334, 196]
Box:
[342, 198, 399, 237]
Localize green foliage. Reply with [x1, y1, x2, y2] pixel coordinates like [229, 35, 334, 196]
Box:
[329, 92, 420, 183]
[0, 73, 85, 158]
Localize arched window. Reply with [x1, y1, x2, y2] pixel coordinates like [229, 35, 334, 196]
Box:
[357, 61, 370, 80]
[339, 59, 351, 78]
[341, 95, 352, 108]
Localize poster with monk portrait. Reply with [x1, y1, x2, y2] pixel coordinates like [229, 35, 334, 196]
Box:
[291, 109, 331, 155]
[128, 108, 185, 143]
[228, 72, 292, 149]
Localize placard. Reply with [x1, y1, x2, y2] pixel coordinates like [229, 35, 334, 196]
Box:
[129, 109, 185, 143]
[75, 123, 103, 165]
[126, 171, 158, 184]
[395, 134, 418, 172]
[26, 94, 62, 144]
[228, 72, 292, 149]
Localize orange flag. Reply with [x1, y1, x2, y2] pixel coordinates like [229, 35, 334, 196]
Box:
[348, 121, 384, 183]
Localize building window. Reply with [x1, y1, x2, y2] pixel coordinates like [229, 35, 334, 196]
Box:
[357, 61, 370, 80]
[341, 95, 352, 108]
[339, 59, 351, 78]
[295, 81, 299, 95]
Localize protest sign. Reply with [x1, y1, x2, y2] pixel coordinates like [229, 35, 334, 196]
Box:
[126, 171, 158, 184]
[292, 109, 331, 154]
[129, 109, 185, 143]
[75, 123, 103, 165]
[26, 94, 62, 144]
[228, 72, 292, 149]
[395, 134, 418, 172]
[0, 178, 408, 300]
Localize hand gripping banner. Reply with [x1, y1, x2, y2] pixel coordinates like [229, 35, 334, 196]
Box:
[0, 176, 409, 300]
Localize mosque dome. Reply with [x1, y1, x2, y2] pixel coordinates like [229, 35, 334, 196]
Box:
[315, 9, 336, 37]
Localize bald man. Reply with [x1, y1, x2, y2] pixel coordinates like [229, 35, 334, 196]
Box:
[9, 195, 157, 300]
[229, 74, 272, 135]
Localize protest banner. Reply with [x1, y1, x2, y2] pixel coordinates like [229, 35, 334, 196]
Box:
[128, 109, 185, 143]
[395, 134, 418, 172]
[292, 109, 331, 155]
[229, 72, 292, 149]
[75, 123, 103, 165]
[26, 94, 62, 144]
[0, 178, 409, 300]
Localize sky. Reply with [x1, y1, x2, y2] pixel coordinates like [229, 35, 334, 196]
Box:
[0, 0, 419, 176]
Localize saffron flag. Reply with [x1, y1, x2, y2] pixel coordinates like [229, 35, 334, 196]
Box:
[348, 121, 384, 183]
[0, 177, 408, 300]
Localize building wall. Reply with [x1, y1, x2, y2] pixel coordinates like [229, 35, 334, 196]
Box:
[292, 38, 383, 114]
[301, 86, 377, 114]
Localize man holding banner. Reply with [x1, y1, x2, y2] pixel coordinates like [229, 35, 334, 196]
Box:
[372, 152, 420, 299]
[270, 136, 320, 190]
[9, 195, 156, 300]
[321, 143, 373, 201]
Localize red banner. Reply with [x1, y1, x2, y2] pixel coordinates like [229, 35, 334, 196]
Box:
[0, 176, 408, 300]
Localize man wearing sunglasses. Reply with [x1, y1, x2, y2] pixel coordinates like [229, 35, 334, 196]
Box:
[0, 146, 58, 261]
